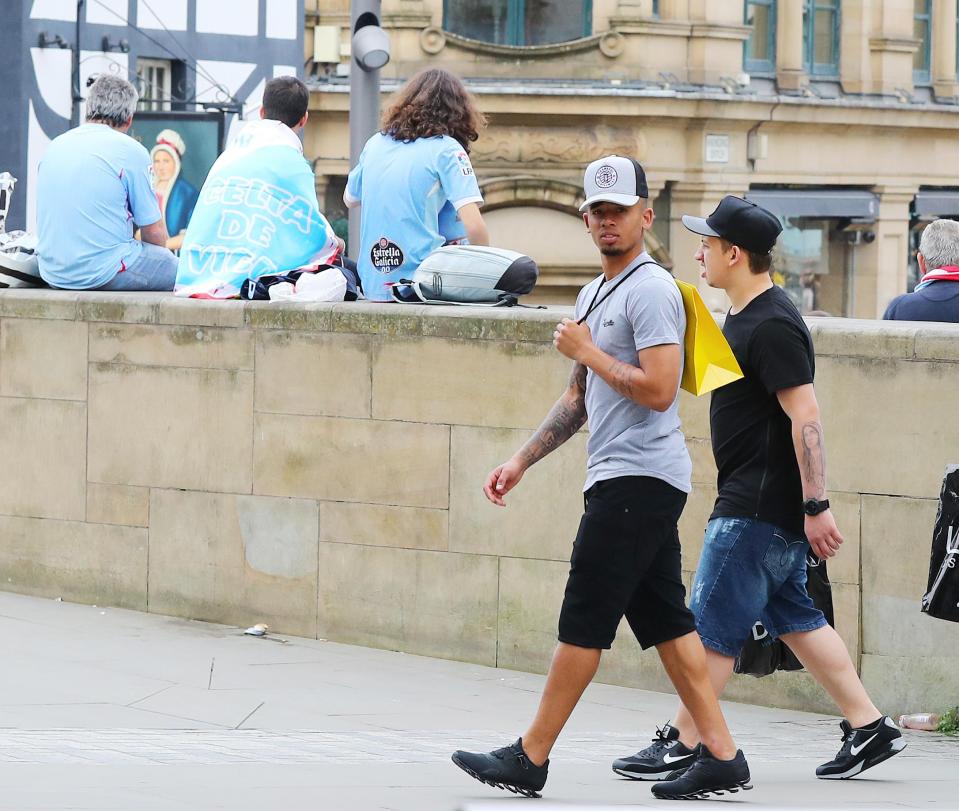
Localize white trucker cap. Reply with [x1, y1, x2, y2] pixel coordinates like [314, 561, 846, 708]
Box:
[579, 155, 650, 212]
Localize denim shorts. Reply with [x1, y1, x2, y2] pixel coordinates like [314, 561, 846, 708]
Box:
[689, 517, 827, 657]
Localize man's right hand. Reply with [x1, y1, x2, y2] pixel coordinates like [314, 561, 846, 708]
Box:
[483, 458, 526, 507]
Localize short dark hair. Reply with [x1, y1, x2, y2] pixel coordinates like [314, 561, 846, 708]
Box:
[381, 68, 486, 153]
[262, 76, 309, 128]
[720, 238, 773, 275]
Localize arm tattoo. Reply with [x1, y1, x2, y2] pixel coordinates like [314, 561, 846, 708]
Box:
[607, 359, 637, 400]
[800, 421, 827, 499]
[516, 363, 588, 468]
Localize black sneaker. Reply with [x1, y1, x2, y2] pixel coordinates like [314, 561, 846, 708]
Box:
[651, 745, 752, 800]
[451, 738, 548, 798]
[816, 716, 906, 779]
[613, 723, 698, 780]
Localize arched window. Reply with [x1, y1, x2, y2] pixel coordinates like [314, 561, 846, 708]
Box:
[443, 0, 592, 47]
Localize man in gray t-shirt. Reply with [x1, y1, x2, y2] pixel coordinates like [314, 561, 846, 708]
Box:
[452, 156, 751, 801]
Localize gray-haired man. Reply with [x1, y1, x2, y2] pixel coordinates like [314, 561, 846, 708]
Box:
[884, 218, 959, 322]
[36, 74, 177, 291]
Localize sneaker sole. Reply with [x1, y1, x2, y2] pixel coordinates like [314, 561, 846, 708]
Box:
[451, 753, 543, 799]
[651, 780, 753, 800]
[613, 765, 691, 781]
[816, 738, 907, 780]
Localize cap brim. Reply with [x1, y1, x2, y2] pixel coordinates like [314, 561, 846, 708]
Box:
[579, 192, 641, 212]
[681, 215, 722, 238]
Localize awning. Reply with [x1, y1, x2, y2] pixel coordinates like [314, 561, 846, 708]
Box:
[914, 190, 959, 218]
[745, 190, 879, 220]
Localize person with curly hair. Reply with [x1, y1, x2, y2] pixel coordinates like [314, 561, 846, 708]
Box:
[345, 68, 490, 301]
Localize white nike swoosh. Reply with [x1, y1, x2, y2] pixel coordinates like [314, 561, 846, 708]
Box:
[663, 752, 692, 764]
[850, 733, 878, 756]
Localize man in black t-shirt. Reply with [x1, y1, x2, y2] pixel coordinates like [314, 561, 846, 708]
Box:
[613, 196, 905, 788]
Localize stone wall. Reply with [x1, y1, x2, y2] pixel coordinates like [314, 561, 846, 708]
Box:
[0, 288, 957, 716]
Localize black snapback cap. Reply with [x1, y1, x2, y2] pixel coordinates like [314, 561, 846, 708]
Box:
[681, 195, 782, 255]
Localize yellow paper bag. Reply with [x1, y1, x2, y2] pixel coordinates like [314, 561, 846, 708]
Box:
[675, 280, 744, 396]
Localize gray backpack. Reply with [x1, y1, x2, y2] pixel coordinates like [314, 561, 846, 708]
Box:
[390, 245, 539, 306]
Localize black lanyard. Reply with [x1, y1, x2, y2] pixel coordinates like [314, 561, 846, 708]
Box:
[576, 260, 659, 325]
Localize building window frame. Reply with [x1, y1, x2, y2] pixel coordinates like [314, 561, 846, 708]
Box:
[136, 57, 172, 111]
[744, 0, 777, 76]
[802, 0, 841, 77]
[914, 0, 933, 84]
[442, 0, 592, 46]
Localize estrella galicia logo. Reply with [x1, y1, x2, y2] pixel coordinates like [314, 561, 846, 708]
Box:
[371, 237, 404, 272]
[602, 318, 615, 327]
[594, 164, 618, 188]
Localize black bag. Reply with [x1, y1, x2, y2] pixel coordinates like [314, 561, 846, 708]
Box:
[734, 553, 835, 678]
[239, 261, 360, 301]
[921, 466, 959, 623]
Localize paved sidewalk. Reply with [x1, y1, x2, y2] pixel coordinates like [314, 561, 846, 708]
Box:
[0, 591, 954, 810]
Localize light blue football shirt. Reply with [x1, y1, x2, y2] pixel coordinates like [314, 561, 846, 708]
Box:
[37, 123, 161, 289]
[345, 133, 483, 301]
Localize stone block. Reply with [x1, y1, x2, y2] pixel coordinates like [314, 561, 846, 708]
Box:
[320, 501, 448, 551]
[449, 425, 587, 561]
[149, 490, 319, 637]
[496, 557, 568, 674]
[862, 593, 959, 659]
[0, 397, 86, 520]
[0, 318, 87, 400]
[687, 438, 716, 486]
[678, 390, 710, 441]
[678, 482, 717, 572]
[157, 297, 247, 329]
[332, 301, 562, 343]
[89, 324, 253, 370]
[825, 491, 861, 586]
[372, 337, 570, 428]
[77, 293, 161, 324]
[316, 542, 498, 665]
[0, 514, 146, 609]
[0, 289, 79, 320]
[815, 356, 958, 498]
[88, 364, 254, 493]
[723, 669, 834, 715]
[255, 331, 371, 418]
[914, 327, 959, 361]
[246, 302, 334, 331]
[861, 653, 959, 717]
[861, 495, 939, 602]
[86, 483, 149, 527]
[254, 414, 450, 508]
[809, 319, 916, 359]
[594, 621, 678, 696]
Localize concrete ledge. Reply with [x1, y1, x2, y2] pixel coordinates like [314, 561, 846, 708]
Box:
[0, 287, 954, 716]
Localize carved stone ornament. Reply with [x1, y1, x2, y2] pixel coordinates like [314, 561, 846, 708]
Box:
[419, 26, 446, 55]
[418, 26, 624, 59]
[473, 125, 645, 165]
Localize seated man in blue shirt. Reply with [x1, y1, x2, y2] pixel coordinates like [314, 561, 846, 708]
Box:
[37, 74, 177, 291]
[884, 218, 959, 323]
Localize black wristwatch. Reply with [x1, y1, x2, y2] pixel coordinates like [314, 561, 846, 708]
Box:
[803, 498, 830, 516]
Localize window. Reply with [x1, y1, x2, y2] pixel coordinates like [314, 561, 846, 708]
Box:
[443, 0, 591, 46]
[137, 58, 172, 111]
[914, 0, 932, 84]
[744, 0, 776, 75]
[802, 0, 840, 76]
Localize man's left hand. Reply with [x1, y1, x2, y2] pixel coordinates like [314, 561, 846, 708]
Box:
[554, 318, 593, 362]
[805, 510, 843, 559]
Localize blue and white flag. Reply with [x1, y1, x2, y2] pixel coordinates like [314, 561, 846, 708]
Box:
[175, 119, 338, 298]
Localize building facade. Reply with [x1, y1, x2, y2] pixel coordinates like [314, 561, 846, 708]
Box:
[306, 0, 959, 316]
[1, 0, 305, 233]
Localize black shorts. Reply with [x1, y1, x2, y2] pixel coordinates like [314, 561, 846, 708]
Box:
[557, 475, 697, 650]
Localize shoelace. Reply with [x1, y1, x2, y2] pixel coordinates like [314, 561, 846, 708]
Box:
[492, 744, 530, 770]
[645, 725, 673, 755]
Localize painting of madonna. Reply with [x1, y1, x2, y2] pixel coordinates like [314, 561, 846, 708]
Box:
[151, 129, 199, 252]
